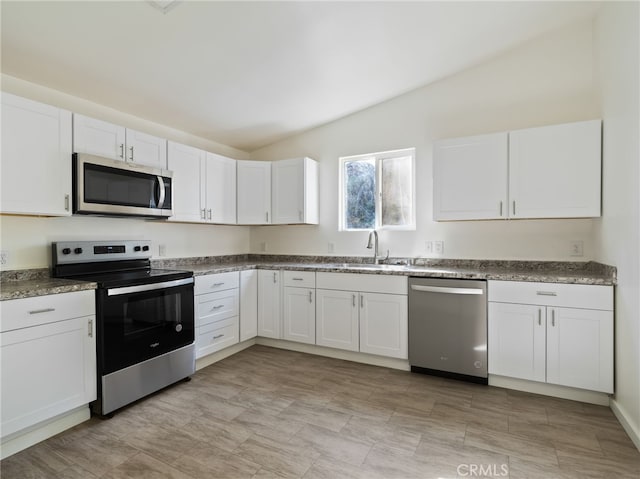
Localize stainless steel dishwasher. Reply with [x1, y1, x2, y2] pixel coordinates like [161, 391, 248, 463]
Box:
[408, 277, 487, 384]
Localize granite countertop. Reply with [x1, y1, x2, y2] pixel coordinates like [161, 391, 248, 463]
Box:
[0, 268, 97, 301]
[1, 256, 616, 301]
[157, 255, 617, 286]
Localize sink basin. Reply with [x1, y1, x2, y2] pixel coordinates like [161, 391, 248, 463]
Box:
[333, 263, 410, 270]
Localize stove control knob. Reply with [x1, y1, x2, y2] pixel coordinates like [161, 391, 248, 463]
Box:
[142, 245, 150, 252]
[134, 246, 141, 252]
[175, 324, 183, 332]
[62, 248, 71, 255]
[74, 248, 83, 254]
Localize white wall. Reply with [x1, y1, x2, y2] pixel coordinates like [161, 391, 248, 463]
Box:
[0, 76, 251, 270]
[249, 19, 600, 260]
[593, 2, 640, 448]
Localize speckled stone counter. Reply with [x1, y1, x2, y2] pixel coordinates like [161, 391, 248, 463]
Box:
[153, 255, 617, 286]
[1, 256, 615, 301]
[0, 268, 96, 301]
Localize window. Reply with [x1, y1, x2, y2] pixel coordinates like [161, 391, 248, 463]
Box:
[339, 148, 415, 230]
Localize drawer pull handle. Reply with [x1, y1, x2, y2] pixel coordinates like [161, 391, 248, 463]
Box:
[213, 334, 224, 340]
[212, 282, 225, 287]
[292, 278, 304, 281]
[29, 308, 55, 315]
[536, 291, 557, 296]
[212, 305, 225, 310]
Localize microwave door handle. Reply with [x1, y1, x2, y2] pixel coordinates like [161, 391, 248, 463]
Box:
[156, 176, 166, 208]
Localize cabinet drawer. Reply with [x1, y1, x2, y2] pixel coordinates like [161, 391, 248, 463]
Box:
[196, 319, 239, 357]
[195, 271, 239, 295]
[196, 289, 239, 327]
[316, 272, 407, 295]
[283, 271, 316, 288]
[1, 290, 95, 333]
[488, 280, 613, 311]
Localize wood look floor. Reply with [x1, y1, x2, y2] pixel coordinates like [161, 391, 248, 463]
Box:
[2, 345, 639, 479]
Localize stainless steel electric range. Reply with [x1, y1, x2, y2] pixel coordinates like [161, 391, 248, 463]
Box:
[52, 240, 195, 416]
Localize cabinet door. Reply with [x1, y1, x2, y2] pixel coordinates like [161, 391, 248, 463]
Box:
[360, 293, 407, 359]
[272, 158, 318, 224]
[1, 316, 96, 438]
[433, 132, 508, 220]
[167, 141, 206, 222]
[258, 270, 281, 339]
[546, 307, 613, 393]
[205, 153, 237, 224]
[509, 120, 601, 218]
[237, 160, 271, 224]
[125, 129, 167, 169]
[73, 113, 126, 161]
[315, 289, 359, 352]
[1, 93, 72, 216]
[488, 302, 546, 382]
[283, 287, 315, 344]
[240, 270, 258, 342]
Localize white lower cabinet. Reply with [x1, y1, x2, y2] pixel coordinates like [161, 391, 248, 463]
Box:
[258, 270, 281, 339]
[315, 289, 359, 352]
[0, 291, 96, 439]
[488, 280, 613, 393]
[240, 270, 258, 342]
[282, 271, 316, 344]
[194, 272, 239, 358]
[360, 292, 408, 359]
[315, 273, 408, 359]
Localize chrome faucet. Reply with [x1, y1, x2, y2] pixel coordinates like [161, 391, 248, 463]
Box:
[366, 230, 389, 264]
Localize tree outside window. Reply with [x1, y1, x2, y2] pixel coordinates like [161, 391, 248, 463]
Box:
[340, 148, 415, 231]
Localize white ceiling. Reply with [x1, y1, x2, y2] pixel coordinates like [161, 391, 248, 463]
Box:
[1, 1, 600, 152]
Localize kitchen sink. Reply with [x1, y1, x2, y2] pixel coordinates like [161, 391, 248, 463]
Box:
[330, 263, 411, 271]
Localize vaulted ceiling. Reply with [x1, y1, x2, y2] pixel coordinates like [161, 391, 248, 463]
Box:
[1, 1, 600, 151]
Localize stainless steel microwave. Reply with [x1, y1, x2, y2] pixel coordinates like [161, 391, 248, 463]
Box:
[73, 153, 173, 218]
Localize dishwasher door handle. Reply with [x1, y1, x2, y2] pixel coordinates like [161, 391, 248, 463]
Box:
[410, 285, 484, 295]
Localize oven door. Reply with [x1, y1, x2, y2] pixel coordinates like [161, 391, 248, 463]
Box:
[97, 277, 194, 375]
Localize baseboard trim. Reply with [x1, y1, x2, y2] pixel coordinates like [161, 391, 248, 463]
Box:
[255, 338, 410, 371]
[0, 406, 90, 460]
[196, 338, 256, 371]
[488, 375, 610, 406]
[610, 398, 640, 451]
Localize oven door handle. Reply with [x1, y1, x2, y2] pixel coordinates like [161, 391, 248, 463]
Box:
[107, 277, 194, 296]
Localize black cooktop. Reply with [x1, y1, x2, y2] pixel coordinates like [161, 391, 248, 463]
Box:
[72, 268, 193, 289]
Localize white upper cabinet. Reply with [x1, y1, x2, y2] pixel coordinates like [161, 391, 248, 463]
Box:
[237, 160, 271, 224]
[509, 120, 601, 219]
[167, 141, 206, 223]
[433, 133, 508, 220]
[272, 157, 319, 225]
[73, 114, 167, 169]
[205, 153, 237, 224]
[167, 143, 237, 224]
[433, 120, 601, 221]
[1, 93, 72, 216]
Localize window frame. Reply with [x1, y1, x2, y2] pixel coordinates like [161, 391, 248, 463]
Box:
[339, 147, 416, 232]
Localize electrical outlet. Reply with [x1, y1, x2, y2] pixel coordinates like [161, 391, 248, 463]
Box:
[0, 251, 8, 266]
[158, 244, 167, 257]
[434, 241, 444, 255]
[425, 241, 433, 254]
[328, 242, 335, 253]
[260, 242, 267, 252]
[569, 240, 583, 257]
